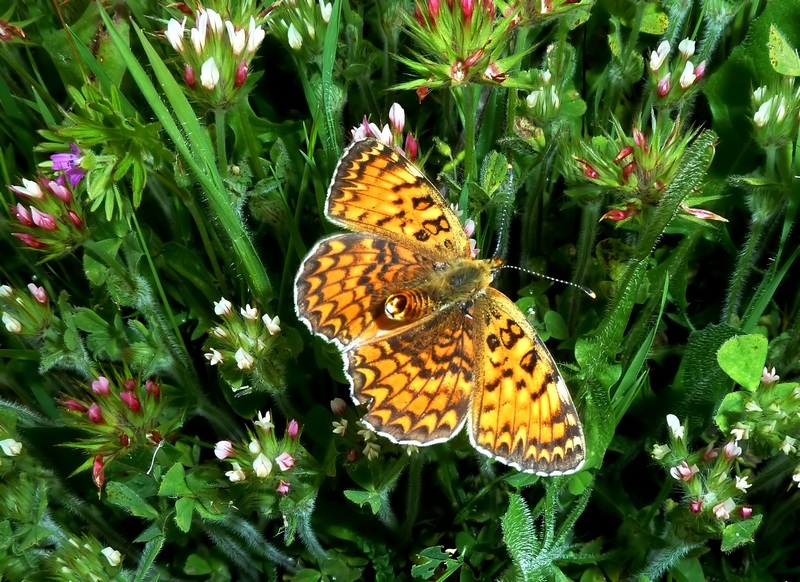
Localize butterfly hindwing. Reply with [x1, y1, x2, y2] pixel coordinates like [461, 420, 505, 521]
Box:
[470, 288, 585, 475]
[326, 139, 469, 259]
[346, 305, 474, 445]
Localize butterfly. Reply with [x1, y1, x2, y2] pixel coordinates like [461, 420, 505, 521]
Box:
[294, 138, 585, 475]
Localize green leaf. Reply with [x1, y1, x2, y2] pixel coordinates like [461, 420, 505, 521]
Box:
[343, 489, 382, 514]
[174, 498, 195, 533]
[544, 310, 569, 341]
[501, 494, 536, 572]
[134, 534, 165, 582]
[292, 570, 323, 582]
[158, 463, 193, 497]
[671, 557, 705, 582]
[481, 151, 508, 198]
[106, 482, 160, 519]
[411, 546, 460, 579]
[721, 515, 763, 552]
[768, 25, 800, 75]
[717, 335, 768, 392]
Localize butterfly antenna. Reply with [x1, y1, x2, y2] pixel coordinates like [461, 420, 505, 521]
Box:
[500, 264, 596, 299]
[492, 163, 516, 260]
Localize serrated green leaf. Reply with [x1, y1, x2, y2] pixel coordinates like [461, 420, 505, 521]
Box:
[769, 25, 800, 75]
[106, 482, 160, 519]
[343, 489, 381, 514]
[481, 151, 508, 197]
[717, 335, 768, 391]
[158, 463, 193, 497]
[174, 497, 195, 533]
[721, 515, 763, 552]
[501, 494, 536, 572]
[134, 534, 165, 582]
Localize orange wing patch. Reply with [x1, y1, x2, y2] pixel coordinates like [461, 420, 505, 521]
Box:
[347, 307, 473, 445]
[326, 139, 469, 259]
[470, 288, 585, 475]
[294, 233, 433, 347]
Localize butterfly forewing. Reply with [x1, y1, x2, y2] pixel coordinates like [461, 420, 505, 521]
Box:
[326, 139, 469, 259]
[470, 289, 585, 475]
[347, 306, 473, 445]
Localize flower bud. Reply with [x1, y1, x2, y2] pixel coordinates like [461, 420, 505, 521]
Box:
[287, 23, 302, 51]
[235, 60, 248, 88]
[287, 419, 299, 439]
[184, 64, 196, 88]
[12, 233, 46, 249]
[87, 403, 104, 424]
[123, 378, 136, 391]
[276, 480, 290, 494]
[30, 208, 57, 231]
[200, 58, 220, 90]
[389, 103, 405, 136]
[2, 312, 22, 333]
[613, 146, 634, 163]
[92, 377, 110, 396]
[46, 180, 72, 203]
[215, 440, 235, 459]
[678, 39, 695, 59]
[146, 379, 160, 398]
[330, 397, 347, 416]
[64, 399, 88, 412]
[120, 391, 141, 412]
[404, 133, 418, 161]
[657, 74, 671, 98]
[93, 455, 105, 489]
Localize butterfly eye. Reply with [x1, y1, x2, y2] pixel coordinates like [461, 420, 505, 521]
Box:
[384, 293, 409, 320]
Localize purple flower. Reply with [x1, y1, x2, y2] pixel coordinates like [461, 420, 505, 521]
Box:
[51, 144, 85, 188]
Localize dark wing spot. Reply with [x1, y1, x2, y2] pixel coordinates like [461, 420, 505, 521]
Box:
[412, 195, 434, 210]
[414, 230, 431, 242]
[486, 334, 501, 352]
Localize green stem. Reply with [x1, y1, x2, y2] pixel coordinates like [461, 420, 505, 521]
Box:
[215, 108, 228, 178]
[723, 215, 770, 323]
[567, 200, 601, 332]
[459, 85, 479, 181]
[235, 103, 267, 181]
[401, 457, 423, 543]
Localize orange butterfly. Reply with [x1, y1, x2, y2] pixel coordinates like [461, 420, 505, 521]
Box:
[294, 138, 585, 475]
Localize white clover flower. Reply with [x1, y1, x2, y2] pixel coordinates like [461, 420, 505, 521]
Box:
[649, 40, 671, 71]
[240, 304, 258, 320]
[2, 313, 22, 334]
[666, 414, 684, 440]
[780, 435, 797, 455]
[247, 16, 266, 55]
[679, 61, 696, 90]
[0, 285, 13, 298]
[226, 462, 246, 482]
[206, 9, 224, 38]
[753, 85, 768, 103]
[234, 348, 254, 370]
[166, 18, 186, 52]
[190, 11, 208, 53]
[678, 38, 696, 59]
[255, 410, 274, 432]
[651, 443, 670, 460]
[214, 297, 233, 316]
[101, 547, 122, 567]
[226, 21, 246, 56]
[287, 22, 303, 51]
[0, 438, 22, 456]
[332, 419, 348, 435]
[248, 439, 262, 454]
[200, 57, 220, 90]
[253, 452, 272, 478]
[320, 0, 332, 23]
[754, 99, 772, 128]
[262, 313, 281, 335]
[204, 348, 223, 366]
[734, 475, 752, 491]
[541, 69, 552, 85]
[526, 89, 543, 109]
[365, 444, 381, 460]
